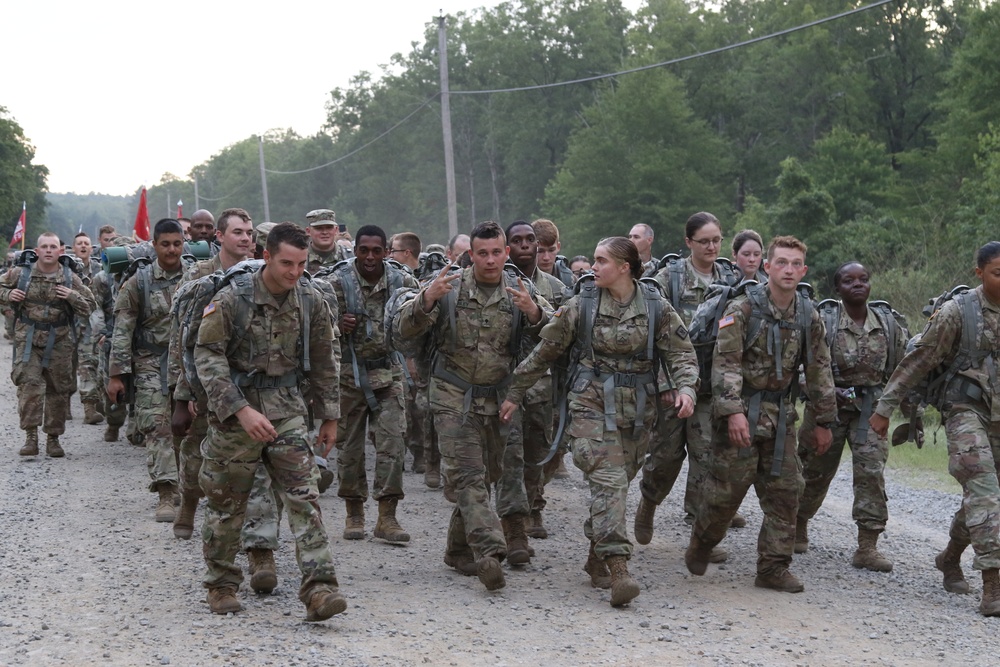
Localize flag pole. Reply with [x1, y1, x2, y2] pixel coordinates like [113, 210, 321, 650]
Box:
[20, 202, 25, 250]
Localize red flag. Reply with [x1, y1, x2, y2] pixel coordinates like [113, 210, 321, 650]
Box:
[133, 187, 150, 241]
[8, 202, 25, 249]
[176, 199, 183, 219]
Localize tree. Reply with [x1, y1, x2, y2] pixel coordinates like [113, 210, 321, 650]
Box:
[0, 107, 48, 243]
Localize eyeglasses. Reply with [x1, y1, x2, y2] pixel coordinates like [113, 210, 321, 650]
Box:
[689, 236, 724, 248]
[388, 248, 405, 255]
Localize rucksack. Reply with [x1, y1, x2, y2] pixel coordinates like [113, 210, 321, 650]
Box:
[12, 251, 79, 368]
[552, 255, 575, 288]
[817, 298, 909, 383]
[687, 279, 758, 395]
[416, 251, 448, 281]
[647, 254, 740, 315]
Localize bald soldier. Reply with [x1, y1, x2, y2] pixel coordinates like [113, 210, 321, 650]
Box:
[189, 210, 216, 244]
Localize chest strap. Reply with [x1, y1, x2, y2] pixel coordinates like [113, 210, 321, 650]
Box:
[18, 313, 73, 368]
[742, 384, 795, 477]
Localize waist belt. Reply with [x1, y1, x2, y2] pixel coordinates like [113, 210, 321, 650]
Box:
[578, 368, 657, 434]
[231, 370, 299, 389]
[742, 384, 794, 477]
[136, 338, 169, 396]
[951, 376, 987, 404]
[18, 313, 72, 369]
[432, 357, 511, 423]
[346, 342, 395, 412]
[842, 384, 882, 444]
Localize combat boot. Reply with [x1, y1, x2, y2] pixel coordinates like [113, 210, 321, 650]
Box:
[935, 538, 971, 594]
[634, 495, 656, 545]
[155, 482, 177, 523]
[554, 456, 570, 479]
[19, 428, 39, 456]
[980, 568, 1000, 617]
[476, 555, 506, 591]
[584, 542, 611, 589]
[685, 533, 714, 576]
[103, 425, 119, 442]
[83, 401, 104, 425]
[794, 517, 809, 554]
[606, 555, 640, 606]
[852, 528, 893, 572]
[173, 493, 199, 540]
[755, 566, 804, 593]
[45, 435, 65, 458]
[317, 465, 335, 494]
[412, 449, 426, 474]
[304, 587, 347, 622]
[424, 462, 441, 489]
[709, 546, 729, 563]
[729, 512, 747, 528]
[444, 550, 478, 576]
[373, 498, 410, 543]
[247, 548, 277, 594]
[207, 586, 241, 614]
[501, 514, 531, 565]
[526, 509, 548, 539]
[343, 499, 365, 540]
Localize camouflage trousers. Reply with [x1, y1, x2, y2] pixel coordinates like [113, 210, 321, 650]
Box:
[639, 398, 714, 522]
[98, 344, 126, 428]
[942, 407, 1000, 571]
[76, 339, 101, 404]
[496, 398, 552, 518]
[336, 382, 405, 500]
[437, 407, 507, 561]
[693, 415, 804, 574]
[11, 336, 76, 435]
[133, 357, 176, 491]
[797, 402, 888, 532]
[405, 380, 439, 468]
[200, 415, 338, 602]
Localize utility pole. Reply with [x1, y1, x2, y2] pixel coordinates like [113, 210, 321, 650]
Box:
[193, 173, 200, 210]
[258, 135, 271, 222]
[438, 14, 458, 238]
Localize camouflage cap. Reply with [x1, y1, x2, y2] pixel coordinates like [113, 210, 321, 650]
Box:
[425, 243, 446, 254]
[255, 222, 277, 247]
[305, 209, 337, 227]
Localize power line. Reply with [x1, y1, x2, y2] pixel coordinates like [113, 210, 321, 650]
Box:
[194, 179, 251, 202]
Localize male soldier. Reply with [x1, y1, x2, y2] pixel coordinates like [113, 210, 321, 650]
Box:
[306, 209, 349, 274]
[178, 217, 192, 240]
[628, 223, 657, 274]
[532, 218, 574, 288]
[90, 264, 126, 441]
[107, 219, 186, 522]
[446, 234, 470, 263]
[98, 225, 117, 250]
[397, 221, 551, 591]
[70, 232, 106, 425]
[189, 210, 216, 244]
[499, 220, 569, 549]
[195, 221, 345, 620]
[686, 236, 836, 592]
[0, 232, 94, 456]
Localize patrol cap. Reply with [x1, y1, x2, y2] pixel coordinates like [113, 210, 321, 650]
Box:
[306, 209, 337, 227]
[255, 222, 277, 247]
[425, 243, 446, 255]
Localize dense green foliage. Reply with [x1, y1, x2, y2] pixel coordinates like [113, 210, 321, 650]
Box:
[0, 107, 48, 246]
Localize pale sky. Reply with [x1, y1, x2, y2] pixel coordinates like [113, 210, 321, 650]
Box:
[3, 0, 644, 196]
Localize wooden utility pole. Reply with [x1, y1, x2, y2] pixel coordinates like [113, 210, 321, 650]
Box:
[193, 173, 200, 210]
[438, 14, 458, 238]
[258, 136, 271, 222]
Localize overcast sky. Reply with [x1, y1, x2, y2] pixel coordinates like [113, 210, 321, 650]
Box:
[3, 0, 644, 196]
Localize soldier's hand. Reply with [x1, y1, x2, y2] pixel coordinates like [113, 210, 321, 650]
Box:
[53, 285, 73, 300]
[316, 419, 338, 457]
[107, 376, 125, 403]
[340, 313, 357, 335]
[506, 277, 542, 323]
[869, 413, 890, 439]
[674, 392, 695, 419]
[188, 400, 198, 418]
[727, 413, 752, 448]
[422, 261, 460, 311]
[499, 400, 519, 423]
[236, 406, 278, 443]
[8, 288, 25, 303]
[813, 425, 833, 455]
[171, 401, 193, 437]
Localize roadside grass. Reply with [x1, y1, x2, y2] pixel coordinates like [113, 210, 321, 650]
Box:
[882, 409, 959, 493]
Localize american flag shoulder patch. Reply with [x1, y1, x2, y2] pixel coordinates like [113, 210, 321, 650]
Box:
[203, 302, 217, 318]
[718, 314, 735, 329]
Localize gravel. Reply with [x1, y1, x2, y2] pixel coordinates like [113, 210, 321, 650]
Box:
[0, 345, 993, 666]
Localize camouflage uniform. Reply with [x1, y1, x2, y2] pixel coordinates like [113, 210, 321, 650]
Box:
[90, 270, 127, 431]
[505, 284, 698, 559]
[75, 257, 104, 411]
[797, 304, 908, 533]
[195, 269, 341, 601]
[307, 246, 349, 276]
[0, 263, 94, 435]
[875, 285, 1000, 571]
[321, 261, 417, 503]
[110, 261, 183, 490]
[397, 267, 550, 563]
[693, 287, 836, 576]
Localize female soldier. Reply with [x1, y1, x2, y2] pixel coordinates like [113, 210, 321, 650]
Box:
[635, 212, 744, 550]
[500, 237, 698, 607]
[796, 262, 908, 572]
[871, 242, 1000, 617]
[732, 229, 767, 282]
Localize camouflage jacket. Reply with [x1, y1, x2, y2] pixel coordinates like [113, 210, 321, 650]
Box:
[521, 266, 572, 405]
[506, 282, 698, 428]
[0, 264, 94, 349]
[195, 269, 341, 423]
[307, 245, 349, 276]
[109, 261, 182, 376]
[653, 257, 728, 326]
[88, 270, 115, 341]
[397, 266, 551, 415]
[828, 302, 910, 391]
[169, 255, 225, 402]
[877, 285, 1000, 422]
[713, 288, 836, 433]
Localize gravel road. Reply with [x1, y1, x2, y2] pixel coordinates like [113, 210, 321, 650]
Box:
[0, 347, 994, 667]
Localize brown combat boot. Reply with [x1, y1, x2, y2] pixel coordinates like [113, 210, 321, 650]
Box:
[606, 555, 640, 606]
[155, 483, 177, 523]
[502, 514, 531, 565]
[344, 499, 365, 540]
[729, 512, 747, 528]
[852, 528, 893, 572]
[935, 538, 971, 594]
[317, 465, 335, 494]
[554, 456, 570, 479]
[794, 517, 809, 554]
[424, 462, 441, 489]
[584, 542, 612, 589]
[476, 555, 506, 591]
[709, 546, 729, 563]
[634, 496, 656, 545]
[980, 568, 1000, 617]
[173, 493, 199, 540]
[104, 425, 119, 442]
[83, 401, 105, 425]
[685, 533, 714, 576]
[526, 509, 548, 539]
[444, 550, 478, 576]
[207, 586, 241, 614]
[45, 435, 65, 458]
[412, 449, 426, 474]
[374, 498, 410, 543]
[247, 548, 278, 594]
[304, 587, 347, 622]
[19, 428, 39, 456]
[755, 566, 804, 593]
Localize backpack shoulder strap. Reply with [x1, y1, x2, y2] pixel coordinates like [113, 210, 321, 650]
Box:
[668, 258, 685, 312]
[817, 298, 840, 352]
[576, 276, 599, 363]
[638, 278, 663, 362]
[297, 277, 313, 373]
[796, 291, 815, 367]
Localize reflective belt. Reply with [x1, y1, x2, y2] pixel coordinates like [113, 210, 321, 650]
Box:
[577, 368, 657, 434]
[742, 384, 794, 477]
[230, 370, 299, 389]
[19, 313, 70, 368]
[432, 357, 510, 423]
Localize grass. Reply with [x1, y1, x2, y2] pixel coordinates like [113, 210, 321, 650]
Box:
[880, 408, 960, 493]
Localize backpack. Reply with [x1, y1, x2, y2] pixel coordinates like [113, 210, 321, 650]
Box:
[647, 254, 740, 314]
[385, 262, 464, 364]
[817, 298, 909, 383]
[687, 279, 758, 395]
[552, 255, 575, 288]
[416, 251, 448, 281]
[12, 251, 79, 368]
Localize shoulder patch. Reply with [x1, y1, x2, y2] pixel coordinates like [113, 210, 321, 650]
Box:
[553, 306, 564, 318]
[675, 324, 688, 339]
[718, 314, 735, 329]
[202, 302, 217, 318]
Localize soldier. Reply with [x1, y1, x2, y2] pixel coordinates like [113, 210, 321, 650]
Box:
[306, 209, 349, 274]
[195, 221, 345, 620]
[319, 225, 418, 544]
[189, 210, 216, 244]
[71, 232, 106, 425]
[107, 219, 187, 522]
[97, 225, 117, 250]
[446, 234, 470, 263]
[627, 223, 656, 274]
[396, 221, 551, 591]
[686, 235, 836, 593]
[870, 242, 1000, 617]
[532, 218, 574, 288]
[0, 232, 95, 456]
[90, 265, 126, 441]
